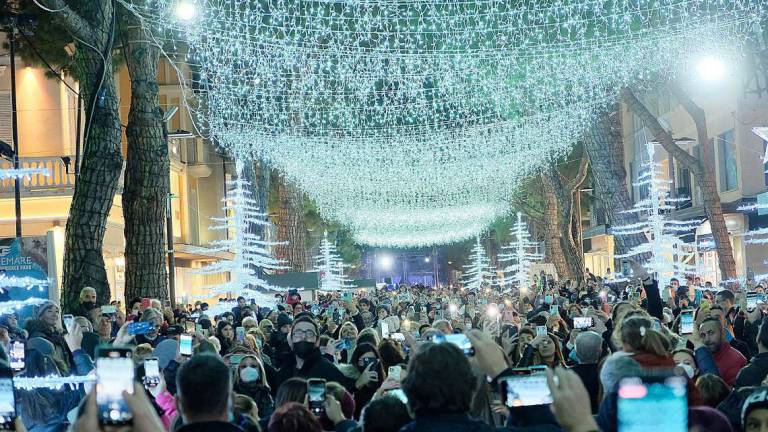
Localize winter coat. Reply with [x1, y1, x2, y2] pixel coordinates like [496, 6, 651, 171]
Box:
[155, 388, 179, 430]
[275, 348, 355, 392]
[24, 319, 75, 374]
[711, 342, 748, 387]
[17, 349, 93, 432]
[735, 352, 768, 388]
[233, 381, 275, 419]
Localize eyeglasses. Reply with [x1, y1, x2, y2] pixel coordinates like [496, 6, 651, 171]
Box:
[291, 330, 318, 340]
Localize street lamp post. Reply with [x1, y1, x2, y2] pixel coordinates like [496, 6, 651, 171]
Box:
[8, 21, 21, 238]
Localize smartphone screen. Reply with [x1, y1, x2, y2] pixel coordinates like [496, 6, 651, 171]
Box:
[573, 317, 593, 330]
[621, 260, 631, 277]
[63, 314, 74, 330]
[549, 305, 558, 316]
[143, 357, 160, 386]
[9, 341, 24, 372]
[388, 366, 402, 381]
[380, 321, 390, 338]
[307, 378, 327, 417]
[680, 310, 695, 335]
[432, 333, 475, 356]
[0, 369, 15, 429]
[236, 327, 245, 343]
[618, 376, 687, 432]
[499, 369, 553, 407]
[96, 347, 134, 425]
[747, 291, 758, 311]
[128, 321, 153, 336]
[101, 305, 117, 315]
[180, 334, 193, 356]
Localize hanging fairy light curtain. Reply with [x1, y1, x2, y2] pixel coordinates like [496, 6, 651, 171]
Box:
[121, 0, 764, 246]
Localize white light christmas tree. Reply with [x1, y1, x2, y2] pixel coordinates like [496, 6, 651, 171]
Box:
[314, 231, 353, 292]
[191, 160, 286, 299]
[613, 142, 699, 289]
[499, 212, 543, 291]
[462, 236, 497, 291]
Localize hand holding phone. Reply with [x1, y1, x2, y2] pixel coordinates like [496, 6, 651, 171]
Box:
[388, 366, 402, 381]
[143, 357, 161, 387]
[573, 317, 593, 330]
[307, 379, 327, 417]
[179, 334, 193, 356]
[9, 341, 24, 372]
[499, 368, 553, 407]
[679, 309, 695, 335]
[96, 347, 134, 425]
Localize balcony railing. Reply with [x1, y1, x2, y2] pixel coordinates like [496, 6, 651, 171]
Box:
[0, 156, 125, 198]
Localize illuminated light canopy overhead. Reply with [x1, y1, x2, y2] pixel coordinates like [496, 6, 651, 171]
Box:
[120, 0, 764, 247]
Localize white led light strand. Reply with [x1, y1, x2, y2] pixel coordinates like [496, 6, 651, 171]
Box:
[0, 298, 49, 314]
[13, 374, 95, 391]
[0, 168, 50, 180]
[120, 0, 764, 246]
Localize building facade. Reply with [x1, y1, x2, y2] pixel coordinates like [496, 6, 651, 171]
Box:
[0, 38, 232, 304]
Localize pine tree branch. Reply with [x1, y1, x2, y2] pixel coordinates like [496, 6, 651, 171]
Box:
[35, 0, 95, 45]
[620, 87, 702, 174]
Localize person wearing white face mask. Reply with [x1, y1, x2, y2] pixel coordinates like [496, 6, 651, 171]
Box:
[232, 355, 274, 420]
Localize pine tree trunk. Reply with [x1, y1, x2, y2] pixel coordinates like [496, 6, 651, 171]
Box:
[541, 168, 584, 282]
[274, 177, 307, 272]
[541, 174, 571, 280]
[121, 16, 169, 304]
[584, 107, 646, 258]
[59, 2, 123, 312]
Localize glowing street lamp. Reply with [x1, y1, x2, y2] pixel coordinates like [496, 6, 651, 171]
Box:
[378, 255, 393, 270]
[696, 56, 725, 82]
[175, 1, 197, 21]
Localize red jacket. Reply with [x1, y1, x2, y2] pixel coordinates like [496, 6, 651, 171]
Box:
[712, 342, 747, 387]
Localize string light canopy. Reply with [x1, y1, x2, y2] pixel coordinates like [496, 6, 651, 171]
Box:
[121, 0, 764, 247]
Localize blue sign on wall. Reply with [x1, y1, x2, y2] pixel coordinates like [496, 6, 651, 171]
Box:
[0, 237, 50, 320]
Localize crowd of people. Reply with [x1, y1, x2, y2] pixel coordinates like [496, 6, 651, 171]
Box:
[2, 261, 768, 431]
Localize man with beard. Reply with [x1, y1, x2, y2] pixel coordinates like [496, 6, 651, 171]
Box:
[699, 316, 746, 386]
[275, 315, 354, 392]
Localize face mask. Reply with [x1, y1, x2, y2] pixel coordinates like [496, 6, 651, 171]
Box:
[293, 341, 315, 359]
[82, 301, 97, 311]
[677, 363, 695, 379]
[545, 295, 553, 304]
[240, 366, 260, 383]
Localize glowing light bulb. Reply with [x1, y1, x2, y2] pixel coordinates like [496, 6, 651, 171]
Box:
[697, 56, 725, 81]
[175, 1, 197, 21]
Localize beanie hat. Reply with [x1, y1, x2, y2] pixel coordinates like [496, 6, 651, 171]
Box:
[742, 387, 768, 427]
[35, 300, 58, 319]
[688, 407, 734, 432]
[277, 313, 293, 329]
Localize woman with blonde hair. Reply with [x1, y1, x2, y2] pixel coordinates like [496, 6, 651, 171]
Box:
[233, 354, 274, 420]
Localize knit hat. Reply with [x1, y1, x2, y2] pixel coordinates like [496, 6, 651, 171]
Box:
[599, 352, 642, 394]
[277, 313, 293, 329]
[35, 300, 58, 319]
[742, 387, 768, 427]
[153, 339, 179, 369]
[688, 407, 734, 432]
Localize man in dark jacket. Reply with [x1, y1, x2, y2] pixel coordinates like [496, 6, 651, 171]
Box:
[571, 331, 603, 413]
[275, 315, 355, 392]
[736, 317, 768, 387]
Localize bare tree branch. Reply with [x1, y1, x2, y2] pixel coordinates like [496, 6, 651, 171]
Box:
[567, 155, 590, 191]
[620, 87, 702, 173]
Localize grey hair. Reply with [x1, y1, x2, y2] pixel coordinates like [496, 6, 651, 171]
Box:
[575, 331, 603, 364]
